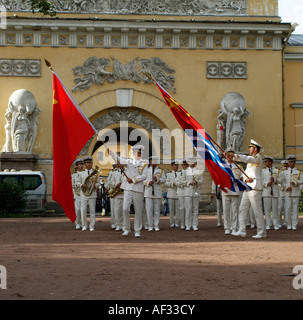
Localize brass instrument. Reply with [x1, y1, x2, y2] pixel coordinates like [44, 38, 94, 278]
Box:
[81, 166, 100, 196]
[74, 185, 81, 197]
[108, 186, 123, 198]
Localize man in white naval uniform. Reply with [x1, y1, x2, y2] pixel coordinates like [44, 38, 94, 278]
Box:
[144, 156, 166, 231]
[262, 156, 281, 230]
[175, 159, 188, 229]
[109, 145, 148, 237]
[106, 164, 125, 231]
[72, 158, 84, 230]
[164, 160, 180, 228]
[183, 157, 203, 231]
[76, 156, 101, 231]
[221, 148, 242, 235]
[281, 155, 303, 230]
[230, 139, 266, 239]
[277, 160, 289, 227]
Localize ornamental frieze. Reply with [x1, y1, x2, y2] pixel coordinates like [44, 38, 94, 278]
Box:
[207, 62, 247, 79]
[72, 56, 176, 93]
[1, 0, 248, 16]
[0, 59, 41, 77]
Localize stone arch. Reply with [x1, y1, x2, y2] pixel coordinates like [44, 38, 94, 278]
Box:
[79, 88, 180, 131]
[78, 88, 181, 158]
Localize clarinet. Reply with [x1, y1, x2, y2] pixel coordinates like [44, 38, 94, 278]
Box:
[152, 166, 155, 196]
[270, 168, 273, 196]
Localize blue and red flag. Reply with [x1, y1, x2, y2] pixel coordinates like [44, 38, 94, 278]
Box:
[154, 80, 251, 193]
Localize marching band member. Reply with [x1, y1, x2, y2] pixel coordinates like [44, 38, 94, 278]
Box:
[109, 145, 148, 238]
[76, 156, 101, 232]
[175, 159, 188, 229]
[277, 160, 289, 227]
[183, 157, 203, 231]
[144, 156, 166, 231]
[262, 156, 281, 230]
[221, 148, 242, 235]
[164, 159, 180, 228]
[281, 155, 303, 230]
[72, 158, 84, 230]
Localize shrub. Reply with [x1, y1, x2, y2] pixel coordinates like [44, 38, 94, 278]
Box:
[0, 180, 28, 215]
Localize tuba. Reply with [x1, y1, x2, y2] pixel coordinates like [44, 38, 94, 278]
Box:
[81, 166, 100, 196]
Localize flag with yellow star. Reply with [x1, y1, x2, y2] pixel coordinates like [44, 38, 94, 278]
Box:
[52, 71, 97, 222]
[154, 80, 251, 193]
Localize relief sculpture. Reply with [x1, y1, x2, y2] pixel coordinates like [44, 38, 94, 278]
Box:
[72, 56, 176, 93]
[1, 0, 248, 16]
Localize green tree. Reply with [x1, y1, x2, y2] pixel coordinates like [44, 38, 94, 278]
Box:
[27, 0, 57, 17]
[0, 180, 28, 215]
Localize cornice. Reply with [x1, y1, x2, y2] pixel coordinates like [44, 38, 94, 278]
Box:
[0, 17, 291, 50]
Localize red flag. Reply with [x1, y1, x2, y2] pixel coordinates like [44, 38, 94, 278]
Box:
[52, 72, 97, 222]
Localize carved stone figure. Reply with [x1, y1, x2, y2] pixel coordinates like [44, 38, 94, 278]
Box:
[72, 56, 176, 92]
[1, 89, 41, 153]
[72, 57, 112, 92]
[1, 0, 248, 15]
[138, 57, 176, 93]
[217, 92, 250, 152]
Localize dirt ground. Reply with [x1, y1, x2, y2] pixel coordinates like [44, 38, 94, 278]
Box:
[0, 214, 303, 301]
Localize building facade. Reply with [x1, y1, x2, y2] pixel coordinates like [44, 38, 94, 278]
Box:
[0, 0, 299, 202]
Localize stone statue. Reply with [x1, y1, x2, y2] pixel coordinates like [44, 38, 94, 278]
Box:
[217, 92, 250, 152]
[1, 89, 41, 153]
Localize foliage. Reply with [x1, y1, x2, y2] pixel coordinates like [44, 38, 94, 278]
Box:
[0, 180, 28, 215]
[27, 0, 57, 17]
[300, 190, 303, 214]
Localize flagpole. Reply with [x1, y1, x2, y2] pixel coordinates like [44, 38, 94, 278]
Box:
[100, 138, 130, 180]
[209, 135, 250, 180]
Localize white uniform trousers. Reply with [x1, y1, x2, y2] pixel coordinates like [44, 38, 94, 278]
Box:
[123, 190, 144, 233]
[179, 196, 185, 228]
[74, 198, 81, 226]
[216, 198, 223, 226]
[222, 195, 240, 232]
[113, 197, 123, 229]
[168, 198, 180, 227]
[80, 197, 96, 230]
[263, 197, 279, 228]
[145, 198, 161, 229]
[110, 198, 115, 227]
[238, 190, 266, 237]
[184, 196, 199, 230]
[278, 196, 286, 226]
[284, 196, 300, 229]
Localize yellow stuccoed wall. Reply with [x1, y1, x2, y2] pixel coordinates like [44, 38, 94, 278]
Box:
[0, 0, 295, 201]
[0, 47, 285, 157]
[284, 45, 303, 168]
